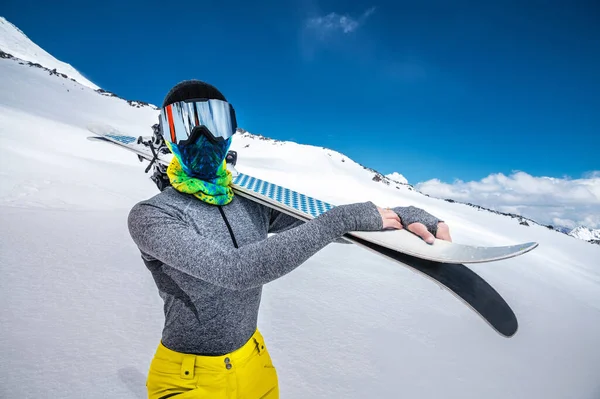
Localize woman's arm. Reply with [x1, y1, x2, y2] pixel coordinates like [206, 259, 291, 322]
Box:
[128, 201, 382, 291]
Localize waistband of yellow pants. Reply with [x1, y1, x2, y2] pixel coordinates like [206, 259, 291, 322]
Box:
[154, 329, 267, 374]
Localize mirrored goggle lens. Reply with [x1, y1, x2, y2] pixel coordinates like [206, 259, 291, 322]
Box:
[160, 99, 236, 145]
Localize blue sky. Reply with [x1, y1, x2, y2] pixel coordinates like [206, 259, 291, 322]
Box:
[3, 0, 599, 184]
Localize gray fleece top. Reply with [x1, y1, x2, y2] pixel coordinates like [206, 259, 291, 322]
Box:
[128, 187, 382, 355]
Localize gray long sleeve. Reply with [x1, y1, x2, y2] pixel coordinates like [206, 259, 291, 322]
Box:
[127, 187, 381, 355]
[128, 190, 381, 291]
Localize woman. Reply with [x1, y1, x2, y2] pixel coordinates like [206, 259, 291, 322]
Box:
[128, 80, 451, 399]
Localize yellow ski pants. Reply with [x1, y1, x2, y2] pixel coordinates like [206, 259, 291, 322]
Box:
[146, 329, 279, 399]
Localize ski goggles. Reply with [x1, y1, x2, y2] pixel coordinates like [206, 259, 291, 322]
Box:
[159, 98, 237, 146]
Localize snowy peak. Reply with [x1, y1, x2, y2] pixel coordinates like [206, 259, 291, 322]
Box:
[386, 172, 408, 185]
[0, 17, 99, 90]
[0, 17, 156, 112]
[569, 226, 600, 242]
[233, 128, 417, 195]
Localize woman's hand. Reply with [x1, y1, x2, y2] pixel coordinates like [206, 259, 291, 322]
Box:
[376, 206, 452, 244]
[377, 207, 404, 230]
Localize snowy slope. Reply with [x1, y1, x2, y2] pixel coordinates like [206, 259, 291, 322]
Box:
[2, 29, 600, 399]
[569, 226, 600, 242]
[0, 17, 99, 90]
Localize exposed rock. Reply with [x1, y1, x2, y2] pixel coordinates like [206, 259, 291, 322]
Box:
[0, 50, 14, 59]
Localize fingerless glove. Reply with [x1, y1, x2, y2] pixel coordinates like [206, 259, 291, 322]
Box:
[392, 206, 441, 236]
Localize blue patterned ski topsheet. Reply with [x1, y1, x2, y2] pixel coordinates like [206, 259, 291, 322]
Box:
[105, 134, 137, 145]
[233, 174, 335, 219]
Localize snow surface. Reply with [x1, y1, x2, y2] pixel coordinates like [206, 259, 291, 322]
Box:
[569, 226, 600, 242]
[1, 32, 600, 399]
[385, 171, 408, 185]
[0, 17, 99, 90]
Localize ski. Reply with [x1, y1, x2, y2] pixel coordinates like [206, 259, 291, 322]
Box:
[86, 124, 531, 337]
[86, 125, 538, 264]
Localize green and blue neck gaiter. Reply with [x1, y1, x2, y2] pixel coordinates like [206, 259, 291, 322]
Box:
[165, 137, 234, 205]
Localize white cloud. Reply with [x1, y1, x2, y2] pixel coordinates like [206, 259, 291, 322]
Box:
[416, 171, 600, 229]
[305, 7, 376, 36]
[386, 172, 408, 184]
[363, 6, 376, 18]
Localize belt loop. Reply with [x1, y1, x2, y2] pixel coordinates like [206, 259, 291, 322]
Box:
[180, 355, 196, 379]
[253, 337, 264, 355]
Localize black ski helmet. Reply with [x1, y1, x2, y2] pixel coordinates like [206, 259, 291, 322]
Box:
[162, 79, 227, 108]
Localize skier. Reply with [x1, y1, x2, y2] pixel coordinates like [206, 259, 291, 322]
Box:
[128, 80, 452, 399]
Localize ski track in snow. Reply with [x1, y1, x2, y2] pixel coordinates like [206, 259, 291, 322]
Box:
[1, 29, 600, 399]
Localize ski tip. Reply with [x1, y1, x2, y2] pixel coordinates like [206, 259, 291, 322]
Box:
[520, 242, 539, 252]
[87, 122, 120, 136]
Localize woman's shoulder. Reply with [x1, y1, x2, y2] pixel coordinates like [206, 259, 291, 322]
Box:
[129, 187, 192, 218]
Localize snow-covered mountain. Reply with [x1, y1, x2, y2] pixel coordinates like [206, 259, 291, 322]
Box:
[0, 17, 99, 90]
[569, 226, 600, 242]
[1, 18, 600, 399]
[386, 171, 408, 184]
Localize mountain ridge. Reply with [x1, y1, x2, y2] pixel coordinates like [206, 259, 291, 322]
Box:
[0, 16, 99, 89]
